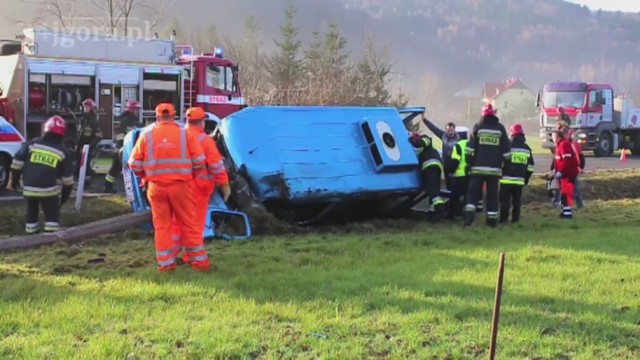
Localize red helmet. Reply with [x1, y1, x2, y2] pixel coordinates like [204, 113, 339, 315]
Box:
[481, 103, 495, 117]
[82, 98, 97, 109]
[125, 99, 141, 112]
[44, 115, 67, 136]
[510, 123, 524, 136]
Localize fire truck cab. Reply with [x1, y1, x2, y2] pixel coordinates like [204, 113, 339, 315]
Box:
[176, 46, 245, 133]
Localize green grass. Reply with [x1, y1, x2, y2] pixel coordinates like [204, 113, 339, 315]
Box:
[1, 196, 639, 359]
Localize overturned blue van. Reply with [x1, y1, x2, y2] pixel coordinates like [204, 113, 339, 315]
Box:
[214, 106, 426, 224]
[122, 106, 438, 235]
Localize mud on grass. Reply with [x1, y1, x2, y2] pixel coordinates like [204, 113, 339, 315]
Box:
[0, 200, 639, 358]
[2, 170, 640, 240]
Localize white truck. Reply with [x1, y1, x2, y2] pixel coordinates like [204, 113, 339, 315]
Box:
[537, 81, 640, 156]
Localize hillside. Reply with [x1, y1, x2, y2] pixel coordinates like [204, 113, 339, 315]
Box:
[2, 0, 640, 117]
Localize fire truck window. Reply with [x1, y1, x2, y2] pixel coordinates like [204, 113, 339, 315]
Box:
[206, 65, 221, 89]
[225, 67, 234, 92]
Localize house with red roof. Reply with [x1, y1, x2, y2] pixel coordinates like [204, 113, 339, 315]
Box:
[481, 78, 536, 117]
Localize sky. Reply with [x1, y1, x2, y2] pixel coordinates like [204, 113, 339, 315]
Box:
[567, 0, 640, 12]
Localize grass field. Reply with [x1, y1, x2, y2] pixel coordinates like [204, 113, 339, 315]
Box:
[1, 175, 639, 359]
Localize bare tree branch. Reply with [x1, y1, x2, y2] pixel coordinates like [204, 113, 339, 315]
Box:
[27, 0, 80, 31]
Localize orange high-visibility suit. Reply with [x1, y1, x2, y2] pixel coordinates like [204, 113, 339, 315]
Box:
[171, 123, 229, 263]
[128, 103, 208, 272]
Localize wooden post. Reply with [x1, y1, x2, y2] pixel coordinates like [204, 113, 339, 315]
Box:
[0, 211, 151, 252]
[489, 252, 506, 360]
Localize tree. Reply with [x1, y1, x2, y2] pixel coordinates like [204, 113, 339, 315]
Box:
[162, 17, 186, 42]
[353, 34, 392, 106]
[237, 16, 267, 104]
[318, 22, 352, 105]
[268, 0, 303, 104]
[30, 0, 80, 31]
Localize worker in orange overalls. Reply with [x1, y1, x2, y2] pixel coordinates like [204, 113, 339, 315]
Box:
[171, 107, 231, 263]
[128, 103, 208, 272]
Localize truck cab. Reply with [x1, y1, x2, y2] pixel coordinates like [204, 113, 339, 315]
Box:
[537, 81, 616, 156]
[176, 47, 245, 133]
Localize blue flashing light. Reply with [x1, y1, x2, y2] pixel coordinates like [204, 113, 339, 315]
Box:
[214, 47, 223, 58]
[181, 48, 191, 56]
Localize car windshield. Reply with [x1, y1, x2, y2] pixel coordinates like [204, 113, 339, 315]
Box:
[543, 91, 585, 108]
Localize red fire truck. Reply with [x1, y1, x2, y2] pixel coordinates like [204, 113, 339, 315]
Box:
[0, 28, 244, 143]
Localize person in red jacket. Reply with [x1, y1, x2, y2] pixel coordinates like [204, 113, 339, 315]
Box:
[568, 130, 585, 208]
[552, 130, 580, 219]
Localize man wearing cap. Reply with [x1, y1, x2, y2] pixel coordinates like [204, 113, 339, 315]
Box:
[171, 107, 232, 264]
[128, 103, 208, 272]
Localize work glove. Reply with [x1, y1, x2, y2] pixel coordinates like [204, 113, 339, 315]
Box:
[554, 171, 562, 179]
[220, 183, 231, 202]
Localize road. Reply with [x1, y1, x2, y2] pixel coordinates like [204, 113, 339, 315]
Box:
[0, 155, 637, 200]
[533, 154, 639, 173]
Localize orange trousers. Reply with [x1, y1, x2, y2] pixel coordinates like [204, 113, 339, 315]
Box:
[147, 180, 209, 272]
[171, 182, 213, 269]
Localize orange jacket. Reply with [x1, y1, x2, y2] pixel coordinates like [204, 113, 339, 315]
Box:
[186, 125, 229, 191]
[128, 121, 205, 184]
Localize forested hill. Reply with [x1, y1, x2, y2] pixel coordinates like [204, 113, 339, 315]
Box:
[339, 0, 640, 93]
[3, 0, 640, 106]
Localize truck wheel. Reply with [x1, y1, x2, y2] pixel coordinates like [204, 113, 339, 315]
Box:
[593, 132, 613, 157]
[0, 154, 10, 191]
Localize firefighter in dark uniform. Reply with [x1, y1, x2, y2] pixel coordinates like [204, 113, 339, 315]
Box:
[463, 103, 511, 227]
[76, 98, 102, 184]
[446, 128, 469, 219]
[499, 123, 535, 223]
[409, 132, 445, 222]
[9, 116, 74, 234]
[103, 100, 141, 193]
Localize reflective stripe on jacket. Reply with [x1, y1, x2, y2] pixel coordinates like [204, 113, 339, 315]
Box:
[467, 116, 511, 177]
[500, 135, 534, 186]
[188, 126, 229, 189]
[128, 121, 205, 183]
[11, 138, 74, 196]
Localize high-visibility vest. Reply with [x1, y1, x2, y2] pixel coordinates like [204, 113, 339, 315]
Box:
[451, 139, 468, 178]
[187, 126, 229, 188]
[129, 122, 205, 183]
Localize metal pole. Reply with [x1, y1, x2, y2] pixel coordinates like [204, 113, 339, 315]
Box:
[489, 252, 506, 360]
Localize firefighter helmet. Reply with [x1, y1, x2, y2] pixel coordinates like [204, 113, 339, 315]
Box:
[481, 103, 496, 117]
[510, 123, 524, 136]
[125, 100, 141, 112]
[44, 115, 67, 136]
[82, 98, 97, 109]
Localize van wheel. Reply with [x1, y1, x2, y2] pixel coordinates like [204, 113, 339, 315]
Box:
[0, 154, 10, 191]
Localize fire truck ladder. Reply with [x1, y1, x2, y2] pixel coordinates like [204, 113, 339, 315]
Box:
[176, 45, 195, 111]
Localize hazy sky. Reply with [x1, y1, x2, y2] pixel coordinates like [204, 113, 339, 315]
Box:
[567, 0, 640, 12]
